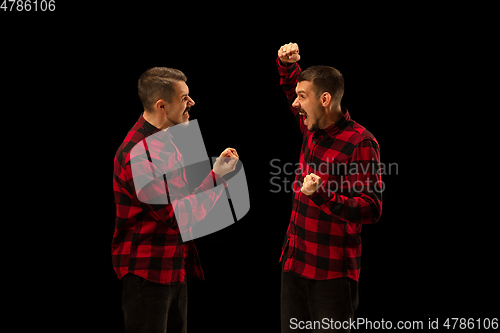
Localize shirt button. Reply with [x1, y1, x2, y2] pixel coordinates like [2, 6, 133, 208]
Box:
[312, 140, 317, 144]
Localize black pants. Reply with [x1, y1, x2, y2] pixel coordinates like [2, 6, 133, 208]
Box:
[281, 260, 359, 332]
[122, 274, 188, 333]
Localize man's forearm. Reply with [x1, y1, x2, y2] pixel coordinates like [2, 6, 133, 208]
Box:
[276, 57, 301, 101]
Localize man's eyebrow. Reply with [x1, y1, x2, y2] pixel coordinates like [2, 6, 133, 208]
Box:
[296, 90, 306, 95]
[180, 93, 188, 98]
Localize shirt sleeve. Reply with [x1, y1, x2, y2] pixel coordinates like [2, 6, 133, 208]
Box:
[165, 170, 227, 235]
[309, 139, 383, 224]
[124, 147, 228, 233]
[276, 58, 308, 134]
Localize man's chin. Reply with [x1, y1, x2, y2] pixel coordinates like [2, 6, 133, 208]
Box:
[307, 124, 318, 132]
[170, 118, 190, 128]
[177, 117, 190, 127]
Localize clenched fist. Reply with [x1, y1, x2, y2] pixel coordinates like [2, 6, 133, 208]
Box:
[278, 42, 300, 64]
[301, 173, 321, 196]
[213, 148, 239, 177]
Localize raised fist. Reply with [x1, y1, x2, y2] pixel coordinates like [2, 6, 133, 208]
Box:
[278, 42, 300, 64]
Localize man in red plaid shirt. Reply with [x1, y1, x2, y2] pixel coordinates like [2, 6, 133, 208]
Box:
[277, 43, 383, 332]
[112, 67, 238, 333]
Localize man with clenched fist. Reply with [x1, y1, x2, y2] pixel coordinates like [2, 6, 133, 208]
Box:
[277, 43, 383, 332]
[113, 67, 239, 333]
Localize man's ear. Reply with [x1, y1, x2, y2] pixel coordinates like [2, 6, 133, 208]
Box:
[155, 99, 169, 112]
[320, 92, 332, 108]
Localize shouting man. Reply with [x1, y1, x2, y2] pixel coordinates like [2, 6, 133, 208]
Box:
[277, 43, 383, 333]
[112, 67, 239, 333]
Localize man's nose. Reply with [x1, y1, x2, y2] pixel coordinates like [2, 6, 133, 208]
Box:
[188, 96, 195, 106]
[292, 97, 299, 108]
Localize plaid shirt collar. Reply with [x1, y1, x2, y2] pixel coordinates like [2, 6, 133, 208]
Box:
[137, 113, 177, 145]
[137, 113, 160, 136]
[312, 107, 351, 140]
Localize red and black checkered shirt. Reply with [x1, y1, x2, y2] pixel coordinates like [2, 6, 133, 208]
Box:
[277, 58, 383, 282]
[112, 114, 225, 284]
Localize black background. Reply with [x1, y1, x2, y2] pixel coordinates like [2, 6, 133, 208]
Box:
[3, 3, 496, 332]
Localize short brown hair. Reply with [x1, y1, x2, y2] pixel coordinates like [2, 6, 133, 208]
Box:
[138, 67, 187, 111]
[298, 65, 344, 103]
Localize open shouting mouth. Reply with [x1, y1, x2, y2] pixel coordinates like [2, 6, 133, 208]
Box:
[298, 108, 308, 125]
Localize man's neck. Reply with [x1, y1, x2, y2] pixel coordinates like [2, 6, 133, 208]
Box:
[143, 110, 173, 130]
[320, 104, 344, 130]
